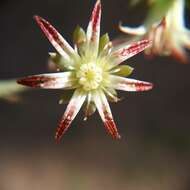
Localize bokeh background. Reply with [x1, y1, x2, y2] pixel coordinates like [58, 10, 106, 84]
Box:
[0, 0, 190, 189]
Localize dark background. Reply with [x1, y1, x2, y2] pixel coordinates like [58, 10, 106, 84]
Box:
[0, 0, 190, 189]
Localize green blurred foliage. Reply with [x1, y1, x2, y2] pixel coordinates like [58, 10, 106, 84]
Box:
[144, 0, 175, 26]
[112, 65, 134, 77]
[99, 33, 110, 53]
[0, 80, 26, 102]
[187, 0, 190, 10]
[130, 0, 176, 26]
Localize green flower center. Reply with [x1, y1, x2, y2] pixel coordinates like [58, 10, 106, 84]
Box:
[77, 62, 103, 91]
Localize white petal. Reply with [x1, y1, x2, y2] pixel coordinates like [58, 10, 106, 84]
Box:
[119, 23, 146, 36]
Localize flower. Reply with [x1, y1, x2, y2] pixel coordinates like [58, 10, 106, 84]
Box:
[120, 0, 190, 63]
[17, 0, 153, 142]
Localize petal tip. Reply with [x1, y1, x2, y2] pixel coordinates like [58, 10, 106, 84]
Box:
[17, 79, 22, 85]
[91, 0, 102, 28]
[55, 117, 71, 143]
[33, 15, 39, 20]
[55, 135, 61, 144]
[147, 82, 154, 91]
[55, 128, 63, 144]
[17, 78, 31, 87]
[91, 0, 102, 21]
[114, 133, 121, 140]
[104, 117, 121, 140]
[55, 131, 62, 144]
[139, 82, 154, 91]
[96, 0, 101, 7]
[118, 21, 127, 32]
[16, 76, 45, 88]
[119, 23, 146, 36]
[33, 15, 43, 24]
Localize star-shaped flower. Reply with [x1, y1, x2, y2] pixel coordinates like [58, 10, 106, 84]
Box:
[120, 0, 190, 63]
[17, 0, 153, 142]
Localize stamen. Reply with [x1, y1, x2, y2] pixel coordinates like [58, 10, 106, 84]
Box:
[77, 62, 103, 91]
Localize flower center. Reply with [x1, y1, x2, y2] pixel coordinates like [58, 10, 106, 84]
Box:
[77, 62, 103, 91]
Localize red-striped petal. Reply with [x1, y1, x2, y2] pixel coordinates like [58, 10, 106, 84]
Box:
[55, 90, 86, 143]
[111, 39, 151, 66]
[17, 72, 75, 89]
[110, 75, 153, 92]
[34, 15, 76, 60]
[86, 0, 101, 56]
[93, 91, 121, 139]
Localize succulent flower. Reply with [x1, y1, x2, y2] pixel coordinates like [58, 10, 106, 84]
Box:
[17, 0, 153, 142]
[120, 0, 190, 63]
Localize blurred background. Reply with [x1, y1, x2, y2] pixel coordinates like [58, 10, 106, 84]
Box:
[0, 0, 190, 189]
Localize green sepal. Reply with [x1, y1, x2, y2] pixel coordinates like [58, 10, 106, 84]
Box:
[83, 101, 96, 120]
[145, 0, 175, 27]
[99, 33, 110, 53]
[59, 90, 74, 104]
[130, 0, 176, 27]
[0, 80, 26, 103]
[0, 80, 26, 97]
[187, 0, 190, 11]
[104, 88, 120, 103]
[73, 25, 86, 45]
[130, 0, 145, 6]
[49, 52, 60, 63]
[112, 65, 134, 77]
[49, 52, 73, 71]
[73, 25, 87, 56]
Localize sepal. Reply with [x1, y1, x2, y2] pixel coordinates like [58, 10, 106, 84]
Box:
[59, 90, 74, 104]
[99, 33, 110, 53]
[111, 65, 134, 77]
[73, 25, 87, 56]
[49, 52, 74, 70]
